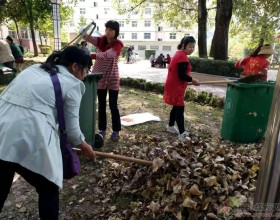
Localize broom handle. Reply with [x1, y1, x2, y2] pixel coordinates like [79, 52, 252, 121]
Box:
[188, 80, 236, 85]
[95, 151, 153, 166]
[74, 148, 153, 166]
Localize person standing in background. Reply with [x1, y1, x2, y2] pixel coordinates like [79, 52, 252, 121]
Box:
[164, 36, 200, 141]
[235, 44, 275, 81]
[6, 36, 24, 73]
[81, 20, 124, 140]
[0, 39, 15, 69]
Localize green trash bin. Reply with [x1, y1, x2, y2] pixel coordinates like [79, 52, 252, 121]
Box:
[79, 73, 103, 147]
[221, 81, 275, 143]
[0, 64, 16, 85]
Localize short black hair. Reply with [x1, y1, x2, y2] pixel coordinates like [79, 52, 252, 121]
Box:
[177, 36, 196, 50]
[105, 20, 120, 38]
[6, 36, 13, 43]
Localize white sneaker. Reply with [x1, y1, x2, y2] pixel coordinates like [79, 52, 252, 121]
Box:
[178, 131, 190, 141]
[166, 125, 179, 134]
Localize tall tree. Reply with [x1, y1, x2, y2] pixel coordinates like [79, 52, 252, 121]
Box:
[231, 0, 280, 49]
[210, 0, 233, 60]
[113, 0, 213, 58]
[198, 0, 207, 58]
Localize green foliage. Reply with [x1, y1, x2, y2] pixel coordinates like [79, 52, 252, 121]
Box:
[145, 50, 156, 59]
[231, 0, 280, 46]
[120, 77, 224, 109]
[190, 57, 242, 77]
[39, 45, 52, 54]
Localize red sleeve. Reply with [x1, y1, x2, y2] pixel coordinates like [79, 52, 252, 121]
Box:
[90, 54, 96, 59]
[111, 40, 124, 56]
[235, 57, 250, 68]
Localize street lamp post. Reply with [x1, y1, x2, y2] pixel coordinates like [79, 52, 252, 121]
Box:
[51, 0, 61, 51]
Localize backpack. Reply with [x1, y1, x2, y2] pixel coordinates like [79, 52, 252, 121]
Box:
[19, 45, 24, 54]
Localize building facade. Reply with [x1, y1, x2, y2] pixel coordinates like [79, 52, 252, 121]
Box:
[67, 0, 191, 58]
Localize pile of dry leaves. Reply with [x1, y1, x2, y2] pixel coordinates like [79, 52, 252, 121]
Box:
[0, 88, 263, 220]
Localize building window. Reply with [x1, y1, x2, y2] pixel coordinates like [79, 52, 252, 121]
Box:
[80, 8, 86, 15]
[132, 11, 138, 15]
[138, 45, 146, 50]
[150, 46, 159, 50]
[96, 14, 99, 19]
[163, 46, 171, 51]
[170, 33, 176, 39]
[8, 30, 16, 38]
[158, 38, 162, 41]
[69, 22, 75, 27]
[144, 7, 151, 14]
[79, 0, 85, 2]
[158, 26, 162, 31]
[119, 33, 124, 39]
[104, 8, 110, 14]
[144, 20, 151, 27]
[132, 33, 137, 39]
[144, 33, 151, 39]
[119, 21, 124, 27]
[104, 0, 109, 2]
[21, 30, 29, 39]
[93, 2, 97, 7]
[97, 26, 99, 31]
[132, 21, 137, 27]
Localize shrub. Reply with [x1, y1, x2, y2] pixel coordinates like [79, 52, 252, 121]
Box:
[190, 57, 242, 77]
[38, 45, 52, 54]
[145, 50, 156, 59]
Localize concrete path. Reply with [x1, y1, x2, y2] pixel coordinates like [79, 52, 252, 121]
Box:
[119, 60, 279, 98]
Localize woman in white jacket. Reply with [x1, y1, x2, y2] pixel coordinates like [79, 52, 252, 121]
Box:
[0, 46, 96, 219]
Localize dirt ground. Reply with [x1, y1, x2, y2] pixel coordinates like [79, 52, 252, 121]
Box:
[0, 87, 262, 220]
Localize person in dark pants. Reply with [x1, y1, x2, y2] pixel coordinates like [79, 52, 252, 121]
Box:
[163, 36, 200, 141]
[0, 46, 96, 219]
[81, 20, 124, 140]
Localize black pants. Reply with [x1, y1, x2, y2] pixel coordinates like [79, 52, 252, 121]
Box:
[168, 106, 185, 134]
[0, 160, 59, 220]
[97, 89, 121, 132]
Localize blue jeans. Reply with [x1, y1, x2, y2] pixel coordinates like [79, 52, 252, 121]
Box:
[0, 160, 59, 220]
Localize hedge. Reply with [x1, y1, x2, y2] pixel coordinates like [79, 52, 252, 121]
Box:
[120, 77, 225, 109]
[189, 57, 242, 77]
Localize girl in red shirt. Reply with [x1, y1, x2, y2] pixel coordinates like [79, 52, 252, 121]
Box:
[82, 20, 124, 140]
[235, 44, 275, 81]
[163, 36, 200, 141]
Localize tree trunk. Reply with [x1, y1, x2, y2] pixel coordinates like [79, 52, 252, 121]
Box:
[13, 20, 22, 45]
[30, 22, 38, 56]
[210, 0, 232, 60]
[198, 0, 208, 58]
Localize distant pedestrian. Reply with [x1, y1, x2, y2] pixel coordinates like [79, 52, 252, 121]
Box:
[6, 36, 24, 73]
[235, 44, 275, 81]
[150, 54, 156, 67]
[164, 36, 200, 141]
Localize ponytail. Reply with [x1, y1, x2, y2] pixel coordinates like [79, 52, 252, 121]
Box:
[40, 51, 62, 74]
[40, 46, 92, 74]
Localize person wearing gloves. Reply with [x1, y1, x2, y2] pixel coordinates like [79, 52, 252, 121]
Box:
[80, 20, 124, 140]
[235, 44, 275, 81]
[164, 36, 200, 141]
[0, 46, 96, 219]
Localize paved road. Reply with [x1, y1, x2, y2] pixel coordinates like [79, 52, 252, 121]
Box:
[119, 60, 279, 98]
